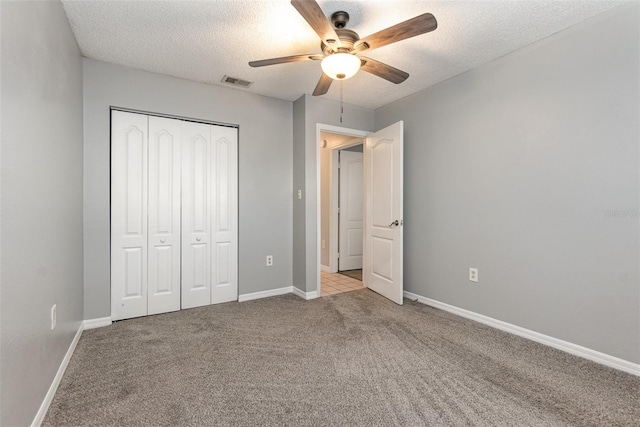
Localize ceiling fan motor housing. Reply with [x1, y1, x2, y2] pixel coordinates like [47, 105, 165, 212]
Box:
[321, 29, 360, 55]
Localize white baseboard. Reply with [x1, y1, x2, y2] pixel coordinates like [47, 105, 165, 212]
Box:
[31, 323, 83, 427]
[83, 317, 112, 330]
[238, 286, 293, 302]
[305, 290, 319, 300]
[292, 287, 319, 300]
[404, 291, 640, 377]
[320, 264, 331, 273]
[238, 286, 321, 302]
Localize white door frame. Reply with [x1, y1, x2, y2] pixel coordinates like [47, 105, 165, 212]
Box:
[316, 124, 369, 295]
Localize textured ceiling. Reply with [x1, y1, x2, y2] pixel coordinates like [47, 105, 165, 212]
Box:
[62, 0, 623, 109]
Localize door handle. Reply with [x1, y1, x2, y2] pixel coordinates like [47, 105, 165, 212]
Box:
[160, 238, 166, 243]
[196, 237, 201, 242]
[388, 220, 399, 227]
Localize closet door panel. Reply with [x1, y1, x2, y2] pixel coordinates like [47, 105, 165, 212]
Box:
[148, 116, 181, 315]
[191, 243, 208, 289]
[111, 111, 148, 321]
[181, 122, 212, 309]
[211, 127, 238, 304]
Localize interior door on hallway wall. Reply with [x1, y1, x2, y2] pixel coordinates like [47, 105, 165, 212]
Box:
[111, 110, 238, 321]
[338, 150, 363, 271]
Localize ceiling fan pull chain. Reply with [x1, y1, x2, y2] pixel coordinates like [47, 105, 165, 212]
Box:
[340, 80, 344, 123]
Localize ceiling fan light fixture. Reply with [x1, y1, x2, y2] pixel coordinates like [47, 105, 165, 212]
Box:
[321, 53, 361, 80]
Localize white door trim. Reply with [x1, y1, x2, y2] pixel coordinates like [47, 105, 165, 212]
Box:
[316, 124, 369, 295]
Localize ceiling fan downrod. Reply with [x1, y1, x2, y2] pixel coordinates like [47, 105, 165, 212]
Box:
[331, 11, 350, 29]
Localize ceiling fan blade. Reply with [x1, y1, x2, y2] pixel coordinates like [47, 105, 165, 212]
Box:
[249, 54, 323, 67]
[354, 13, 437, 52]
[291, 0, 341, 50]
[360, 57, 409, 84]
[313, 73, 333, 96]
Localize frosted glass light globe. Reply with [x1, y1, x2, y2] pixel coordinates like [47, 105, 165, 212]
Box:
[321, 53, 361, 80]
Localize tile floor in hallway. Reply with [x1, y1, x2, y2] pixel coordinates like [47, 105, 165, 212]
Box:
[320, 270, 364, 297]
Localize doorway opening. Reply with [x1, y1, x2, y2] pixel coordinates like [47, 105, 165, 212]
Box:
[313, 121, 405, 304]
[316, 124, 369, 297]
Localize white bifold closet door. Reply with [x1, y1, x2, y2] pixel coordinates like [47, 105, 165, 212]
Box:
[147, 116, 182, 315]
[111, 112, 149, 320]
[181, 122, 238, 309]
[111, 110, 238, 321]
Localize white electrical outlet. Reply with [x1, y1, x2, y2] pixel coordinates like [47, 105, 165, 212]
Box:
[469, 268, 478, 283]
[297, 190, 302, 200]
[51, 304, 57, 330]
[266, 255, 273, 266]
[321, 240, 326, 249]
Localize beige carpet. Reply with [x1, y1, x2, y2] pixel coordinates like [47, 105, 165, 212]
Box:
[44, 290, 639, 426]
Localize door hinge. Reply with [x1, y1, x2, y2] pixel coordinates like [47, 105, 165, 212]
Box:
[337, 252, 340, 259]
[337, 207, 340, 214]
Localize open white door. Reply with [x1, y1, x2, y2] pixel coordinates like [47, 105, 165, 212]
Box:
[363, 121, 403, 305]
[338, 150, 363, 271]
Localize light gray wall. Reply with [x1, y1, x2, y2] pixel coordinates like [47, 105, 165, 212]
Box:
[293, 95, 373, 292]
[375, 4, 639, 363]
[0, 2, 84, 425]
[83, 59, 293, 319]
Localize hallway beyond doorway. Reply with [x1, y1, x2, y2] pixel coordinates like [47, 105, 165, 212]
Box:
[320, 271, 364, 297]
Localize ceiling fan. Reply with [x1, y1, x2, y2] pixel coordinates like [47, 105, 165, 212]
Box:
[249, 0, 438, 96]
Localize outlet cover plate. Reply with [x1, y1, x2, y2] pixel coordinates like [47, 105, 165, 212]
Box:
[469, 268, 478, 282]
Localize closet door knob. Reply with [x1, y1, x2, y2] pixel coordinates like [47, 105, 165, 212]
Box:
[196, 237, 201, 242]
[160, 238, 166, 243]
